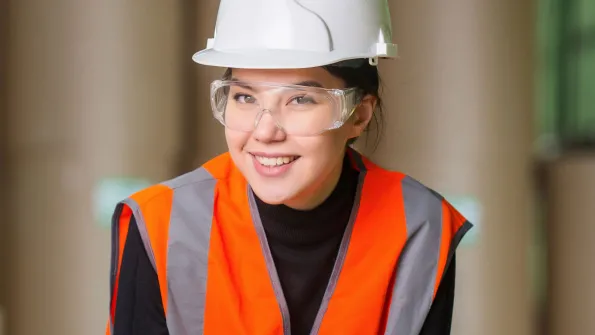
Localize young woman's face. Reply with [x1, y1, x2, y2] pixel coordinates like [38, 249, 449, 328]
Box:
[225, 67, 374, 210]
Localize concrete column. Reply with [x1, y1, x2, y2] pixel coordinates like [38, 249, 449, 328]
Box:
[359, 1, 536, 334]
[6, 2, 183, 334]
[193, 0, 230, 164]
[0, 1, 9, 333]
[546, 153, 595, 335]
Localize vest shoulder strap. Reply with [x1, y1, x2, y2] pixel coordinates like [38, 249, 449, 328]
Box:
[383, 174, 472, 334]
[107, 153, 233, 333]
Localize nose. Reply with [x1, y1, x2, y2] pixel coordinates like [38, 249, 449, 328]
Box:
[252, 109, 286, 143]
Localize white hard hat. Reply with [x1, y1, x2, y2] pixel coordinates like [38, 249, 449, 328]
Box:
[192, 0, 398, 69]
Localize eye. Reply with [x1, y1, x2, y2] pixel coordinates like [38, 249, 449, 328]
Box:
[233, 93, 257, 104]
[289, 95, 316, 105]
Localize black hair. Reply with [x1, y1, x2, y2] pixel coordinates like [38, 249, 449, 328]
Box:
[323, 59, 384, 150]
[221, 59, 384, 150]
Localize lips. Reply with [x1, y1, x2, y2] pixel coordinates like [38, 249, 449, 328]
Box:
[254, 155, 298, 167]
[249, 152, 300, 177]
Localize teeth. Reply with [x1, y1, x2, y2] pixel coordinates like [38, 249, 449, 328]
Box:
[255, 155, 297, 167]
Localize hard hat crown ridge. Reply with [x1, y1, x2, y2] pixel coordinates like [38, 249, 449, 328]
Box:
[192, 0, 398, 69]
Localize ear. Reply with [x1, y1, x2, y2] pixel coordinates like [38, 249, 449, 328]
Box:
[348, 94, 377, 138]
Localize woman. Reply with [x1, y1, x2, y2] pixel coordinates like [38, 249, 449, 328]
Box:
[107, 1, 472, 334]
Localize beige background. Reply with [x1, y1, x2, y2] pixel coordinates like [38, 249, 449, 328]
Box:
[545, 153, 595, 334]
[1, 0, 590, 334]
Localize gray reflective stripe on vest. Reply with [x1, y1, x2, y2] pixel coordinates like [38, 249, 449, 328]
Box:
[115, 167, 216, 335]
[161, 167, 216, 335]
[119, 198, 158, 270]
[110, 200, 151, 335]
[383, 176, 446, 335]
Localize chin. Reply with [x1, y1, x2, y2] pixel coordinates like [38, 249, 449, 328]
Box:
[250, 186, 293, 205]
[251, 177, 309, 204]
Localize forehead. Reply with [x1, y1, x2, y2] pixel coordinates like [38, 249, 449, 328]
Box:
[230, 67, 346, 89]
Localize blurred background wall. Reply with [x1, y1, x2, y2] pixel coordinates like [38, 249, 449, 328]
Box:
[4, 1, 185, 334]
[0, 0, 9, 332]
[0, 0, 594, 334]
[537, 0, 595, 334]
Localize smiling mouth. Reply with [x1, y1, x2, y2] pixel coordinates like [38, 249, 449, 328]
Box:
[252, 155, 300, 167]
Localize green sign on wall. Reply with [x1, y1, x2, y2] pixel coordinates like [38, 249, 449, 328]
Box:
[93, 177, 153, 228]
[444, 195, 482, 246]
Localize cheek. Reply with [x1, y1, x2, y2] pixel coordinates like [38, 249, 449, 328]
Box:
[225, 129, 250, 152]
[296, 130, 348, 162]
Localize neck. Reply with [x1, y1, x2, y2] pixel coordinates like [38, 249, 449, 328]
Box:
[254, 152, 360, 244]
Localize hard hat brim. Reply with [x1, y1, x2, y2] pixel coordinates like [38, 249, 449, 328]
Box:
[192, 48, 380, 69]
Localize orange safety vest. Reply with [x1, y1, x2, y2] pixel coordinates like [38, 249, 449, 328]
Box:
[107, 148, 472, 335]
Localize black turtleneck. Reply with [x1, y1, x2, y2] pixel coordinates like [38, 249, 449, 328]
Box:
[113, 155, 456, 335]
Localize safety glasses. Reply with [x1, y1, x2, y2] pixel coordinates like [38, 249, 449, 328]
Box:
[210, 80, 362, 136]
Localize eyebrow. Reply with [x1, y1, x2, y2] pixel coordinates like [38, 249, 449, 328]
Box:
[230, 77, 325, 89]
[293, 80, 324, 88]
[230, 77, 254, 90]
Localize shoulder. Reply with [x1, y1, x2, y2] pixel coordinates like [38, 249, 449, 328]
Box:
[362, 155, 444, 206]
[397, 174, 469, 231]
[364, 157, 468, 230]
[125, 152, 235, 208]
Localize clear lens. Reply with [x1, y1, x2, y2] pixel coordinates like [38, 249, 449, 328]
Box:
[210, 80, 360, 136]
